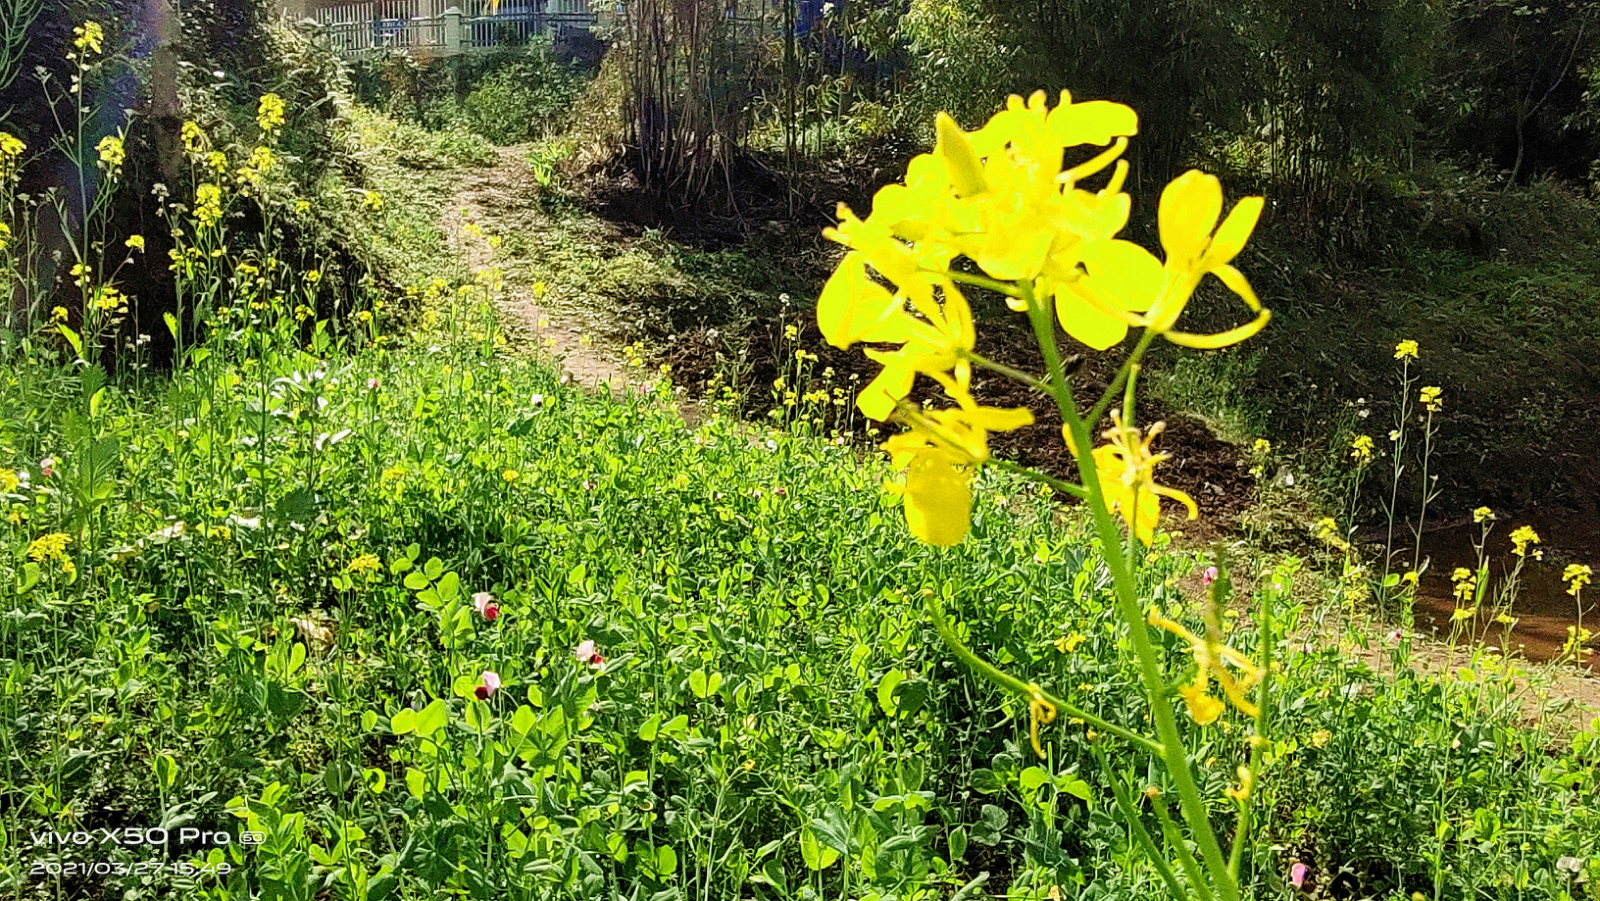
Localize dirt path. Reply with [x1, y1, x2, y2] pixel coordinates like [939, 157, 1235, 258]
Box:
[446, 145, 632, 392]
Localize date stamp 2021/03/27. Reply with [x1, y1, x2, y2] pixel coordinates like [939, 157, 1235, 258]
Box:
[26, 826, 261, 880]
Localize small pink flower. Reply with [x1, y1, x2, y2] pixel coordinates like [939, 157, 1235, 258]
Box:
[39, 457, 55, 478]
[582, 480, 596, 491]
[1387, 629, 1405, 645]
[1290, 862, 1309, 888]
[474, 669, 501, 700]
[773, 486, 787, 497]
[367, 377, 380, 389]
[574, 639, 603, 667]
[1201, 566, 1218, 586]
[473, 591, 499, 621]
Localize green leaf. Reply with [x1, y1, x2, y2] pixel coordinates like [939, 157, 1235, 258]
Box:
[512, 705, 537, 736]
[689, 669, 709, 698]
[414, 699, 447, 739]
[877, 668, 906, 716]
[799, 826, 839, 871]
[948, 827, 967, 862]
[403, 571, 431, 591]
[638, 713, 662, 742]
[660, 714, 688, 736]
[1057, 775, 1092, 802]
[1019, 766, 1051, 793]
[656, 844, 677, 876]
[404, 768, 426, 799]
[390, 708, 417, 735]
[163, 311, 180, 340]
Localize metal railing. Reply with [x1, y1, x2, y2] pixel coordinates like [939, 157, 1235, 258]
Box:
[315, 0, 596, 59]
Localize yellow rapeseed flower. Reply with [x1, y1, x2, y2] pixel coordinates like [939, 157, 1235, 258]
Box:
[1079, 411, 1198, 546]
[1350, 434, 1374, 463]
[97, 135, 125, 170]
[181, 121, 206, 155]
[27, 532, 72, 563]
[257, 93, 287, 135]
[345, 553, 381, 575]
[1510, 525, 1541, 559]
[1395, 339, 1418, 360]
[195, 183, 223, 229]
[1420, 385, 1442, 412]
[1146, 607, 1262, 725]
[1564, 564, 1591, 596]
[0, 469, 18, 493]
[74, 21, 104, 55]
[361, 190, 384, 212]
[125, 235, 144, 252]
[882, 401, 1034, 546]
[1473, 506, 1494, 523]
[1054, 632, 1087, 653]
[819, 90, 1266, 379]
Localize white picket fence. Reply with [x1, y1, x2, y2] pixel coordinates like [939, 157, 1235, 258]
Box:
[315, 0, 596, 59]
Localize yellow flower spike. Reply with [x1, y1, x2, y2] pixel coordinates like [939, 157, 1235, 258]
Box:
[1027, 685, 1057, 759]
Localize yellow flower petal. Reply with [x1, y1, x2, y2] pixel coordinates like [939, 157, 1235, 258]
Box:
[1054, 287, 1129, 351]
[1159, 170, 1223, 265]
[816, 253, 913, 348]
[1048, 98, 1139, 147]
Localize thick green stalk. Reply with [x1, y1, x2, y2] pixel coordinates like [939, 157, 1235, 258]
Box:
[1019, 281, 1239, 901]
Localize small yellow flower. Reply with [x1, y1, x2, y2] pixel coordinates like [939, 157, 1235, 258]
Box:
[1223, 765, 1254, 802]
[1564, 564, 1591, 596]
[1419, 385, 1442, 412]
[1349, 434, 1373, 463]
[361, 190, 384, 212]
[0, 469, 18, 493]
[97, 135, 125, 170]
[27, 532, 72, 563]
[1509, 525, 1541, 559]
[1394, 339, 1418, 360]
[1053, 632, 1087, 653]
[882, 401, 1033, 546]
[51, 306, 68, 322]
[1310, 729, 1332, 748]
[1252, 438, 1271, 456]
[345, 553, 381, 575]
[125, 235, 145, 252]
[502, 469, 519, 483]
[1473, 506, 1494, 523]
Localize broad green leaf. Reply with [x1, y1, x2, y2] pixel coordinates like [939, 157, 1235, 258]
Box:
[414, 699, 448, 739]
[877, 669, 906, 716]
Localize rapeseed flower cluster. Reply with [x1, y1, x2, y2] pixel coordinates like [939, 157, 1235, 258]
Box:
[257, 93, 287, 136]
[1349, 433, 1374, 463]
[1510, 525, 1542, 560]
[1564, 564, 1591, 597]
[0, 132, 24, 179]
[96, 135, 125, 171]
[817, 90, 1266, 546]
[73, 21, 104, 56]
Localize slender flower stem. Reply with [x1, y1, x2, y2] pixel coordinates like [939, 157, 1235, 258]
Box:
[922, 591, 1163, 755]
[986, 458, 1087, 500]
[944, 270, 1023, 298]
[1020, 280, 1240, 901]
[965, 350, 1048, 393]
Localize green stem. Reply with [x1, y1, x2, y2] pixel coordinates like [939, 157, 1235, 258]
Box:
[986, 458, 1087, 500]
[1020, 280, 1240, 901]
[922, 591, 1163, 755]
[1091, 740, 1188, 899]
